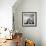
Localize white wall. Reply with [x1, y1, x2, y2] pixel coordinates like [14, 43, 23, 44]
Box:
[13, 0, 46, 46]
[0, 0, 16, 29]
[41, 0, 46, 46]
[13, 0, 41, 46]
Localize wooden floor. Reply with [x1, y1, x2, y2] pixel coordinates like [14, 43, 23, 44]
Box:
[0, 39, 16, 46]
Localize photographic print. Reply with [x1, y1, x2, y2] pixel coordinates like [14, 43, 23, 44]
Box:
[22, 12, 37, 27]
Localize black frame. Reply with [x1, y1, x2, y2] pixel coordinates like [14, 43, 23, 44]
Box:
[22, 12, 37, 27]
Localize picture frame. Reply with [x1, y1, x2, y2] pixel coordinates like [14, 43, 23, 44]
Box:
[22, 12, 37, 27]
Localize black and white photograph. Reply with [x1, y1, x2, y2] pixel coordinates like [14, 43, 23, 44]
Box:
[22, 12, 37, 27]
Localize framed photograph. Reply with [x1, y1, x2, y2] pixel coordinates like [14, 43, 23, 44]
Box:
[22, 12, 37, 27]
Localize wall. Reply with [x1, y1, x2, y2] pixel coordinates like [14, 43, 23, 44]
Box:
[13, 0, 41, 46]
[0, 0, 16, 30]
[41, 0, 46, 46]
